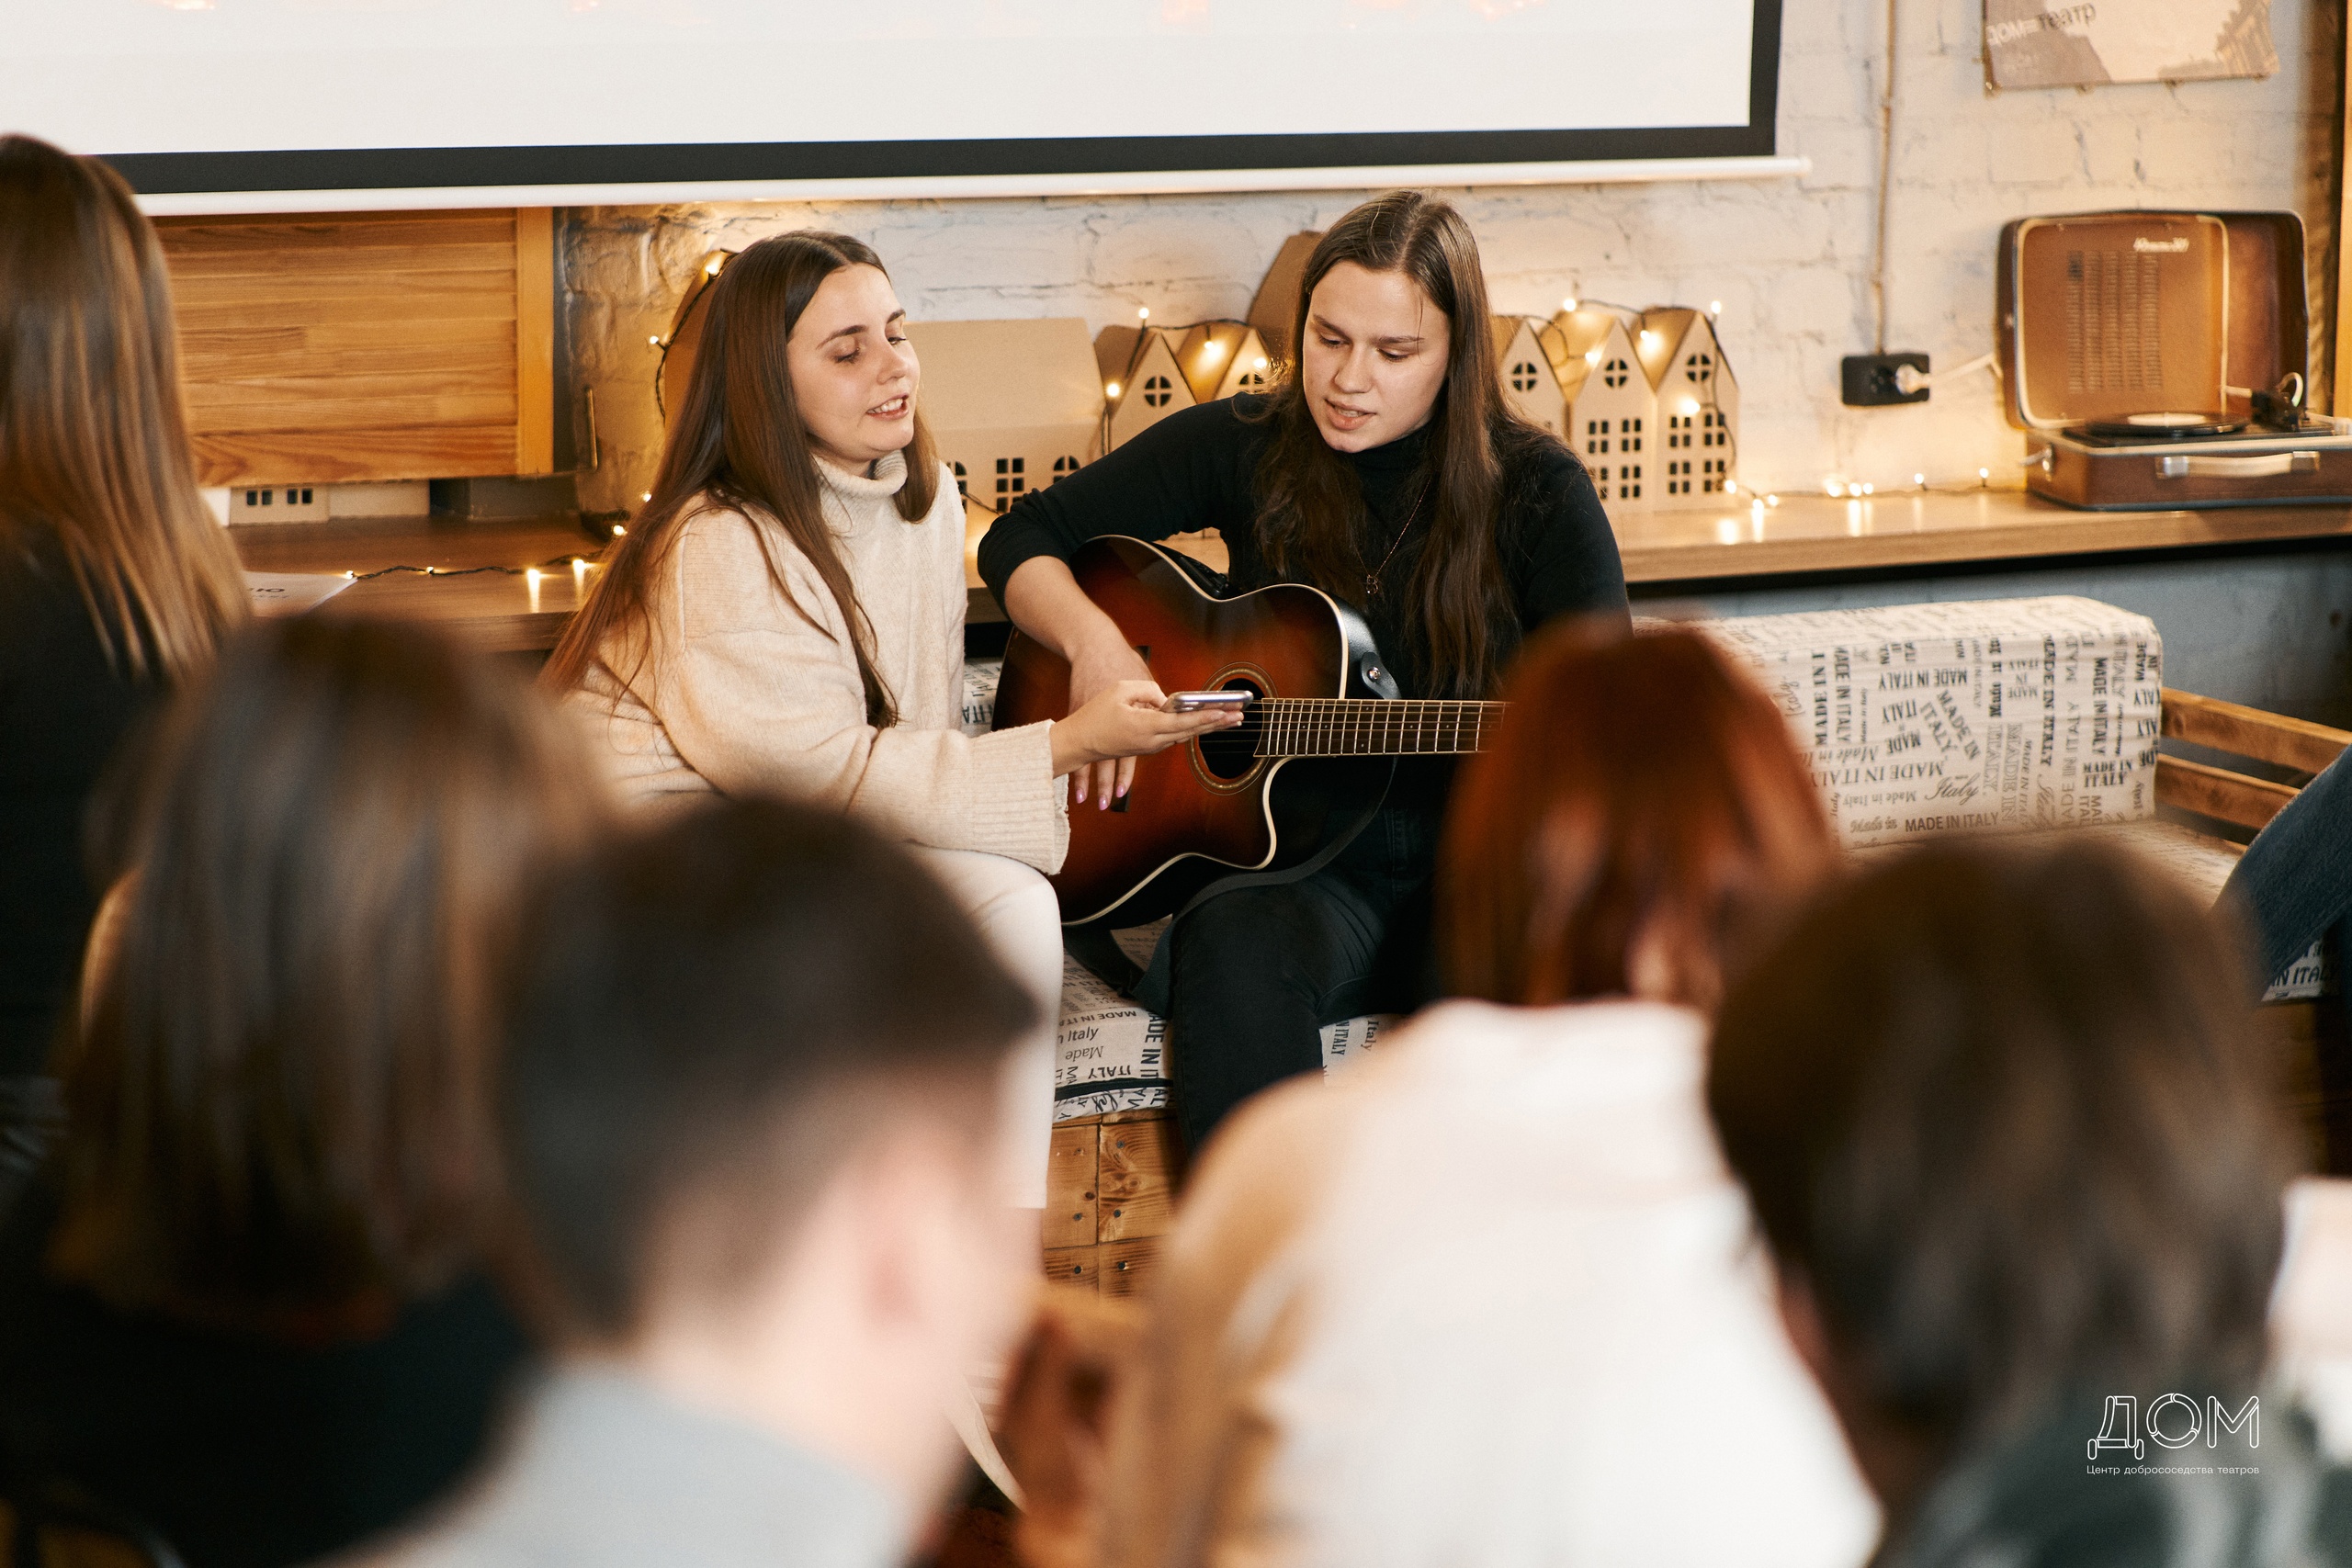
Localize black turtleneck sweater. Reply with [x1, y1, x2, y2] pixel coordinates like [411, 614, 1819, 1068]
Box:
[0, 533, 164, 1078]
[976, 394, 1628, 706]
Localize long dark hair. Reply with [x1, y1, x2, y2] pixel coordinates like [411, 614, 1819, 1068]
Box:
[546, 231, 941, 724]
[0, 135, 245, 682]
[54, 618, 607, 1337]
[1250, 192, 1547, 698]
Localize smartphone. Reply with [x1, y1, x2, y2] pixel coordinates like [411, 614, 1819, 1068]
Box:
[1166, 690, 1255, 713]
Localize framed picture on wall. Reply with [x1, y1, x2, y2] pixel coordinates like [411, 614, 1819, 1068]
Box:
[1984, 0, 2276, 90]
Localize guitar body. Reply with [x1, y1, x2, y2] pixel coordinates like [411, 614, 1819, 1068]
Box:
[993, 536, 1393, 926]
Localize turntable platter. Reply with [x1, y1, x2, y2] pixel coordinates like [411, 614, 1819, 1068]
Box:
[2075, 412, 2247, 439]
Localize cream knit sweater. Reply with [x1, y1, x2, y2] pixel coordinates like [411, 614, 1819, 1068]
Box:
[1104, 998, 1878, 1568]
[569, 452, 1068, 873]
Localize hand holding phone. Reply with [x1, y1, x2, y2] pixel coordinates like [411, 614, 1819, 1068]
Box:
[1165, 690, 1254, 714]
[1052, 682, 1247, 805]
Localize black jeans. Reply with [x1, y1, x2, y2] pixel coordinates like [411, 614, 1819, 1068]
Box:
[1159, 802, 1442, 1155]
[2220, 751, 2352, 1168]
[2221, 750, 2352, 993]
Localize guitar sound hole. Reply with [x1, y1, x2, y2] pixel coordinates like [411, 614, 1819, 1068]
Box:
[1195, 680, 1264, 781]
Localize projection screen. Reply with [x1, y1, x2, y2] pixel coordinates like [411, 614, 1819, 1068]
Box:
[7, 0, 1790, 213]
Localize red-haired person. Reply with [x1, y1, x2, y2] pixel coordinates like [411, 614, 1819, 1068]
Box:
[1099, 625, 1875, 1568]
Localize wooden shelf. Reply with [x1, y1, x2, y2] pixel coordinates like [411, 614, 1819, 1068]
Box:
[239, 489, 2352, 653]
[971, 490, 2352, 600]
[1611, 489, 2352, 584]
[233, 515, 595, 654]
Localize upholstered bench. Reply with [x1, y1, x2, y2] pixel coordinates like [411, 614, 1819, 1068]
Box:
[973, 597, 2347, 1292]
[1687, 594, 2165, 847]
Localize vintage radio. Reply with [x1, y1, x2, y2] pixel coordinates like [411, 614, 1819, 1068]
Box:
[1996, 210, 2352, 509]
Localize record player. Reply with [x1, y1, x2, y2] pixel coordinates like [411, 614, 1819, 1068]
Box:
[1996, 209, 2352, 509]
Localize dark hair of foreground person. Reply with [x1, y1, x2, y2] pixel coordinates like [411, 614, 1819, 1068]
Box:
[1709, 839, 2352, 1564]
[497, 795, 1036, 1339]
[0, 617, 603, 1568]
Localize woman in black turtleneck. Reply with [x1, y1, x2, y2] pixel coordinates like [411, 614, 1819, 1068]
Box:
[978, 192, 1628, 1154]
[0, 137, 249, 1127]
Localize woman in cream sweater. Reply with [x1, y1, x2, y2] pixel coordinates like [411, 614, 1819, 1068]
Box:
[548, 232, 1234, 1210]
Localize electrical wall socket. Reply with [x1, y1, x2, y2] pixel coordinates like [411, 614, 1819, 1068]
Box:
[226, 483, 329, 524]
[1841, 353, 1930, 407]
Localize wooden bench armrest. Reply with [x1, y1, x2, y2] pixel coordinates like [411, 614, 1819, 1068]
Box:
[2154, 754, 2300, 830]
[2162, 688, 2352, 775]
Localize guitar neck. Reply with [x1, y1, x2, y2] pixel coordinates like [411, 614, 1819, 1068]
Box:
[1250, 699, 1506, 758]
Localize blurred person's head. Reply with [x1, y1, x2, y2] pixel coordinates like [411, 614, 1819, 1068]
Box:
[1706, 840, 2291, 1518]
[1439, 622, 1834, 1010]
[498, 798, 1038, 1507]
[0, 134, 244, 682]
[53, 617, 606, 1337]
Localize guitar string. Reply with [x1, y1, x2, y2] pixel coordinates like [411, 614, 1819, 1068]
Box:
[1224, 698, 1499, 757]
[1214, 695, 1502, 753]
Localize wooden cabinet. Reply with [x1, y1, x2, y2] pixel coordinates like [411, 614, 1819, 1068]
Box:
[156, 208, 554, 485]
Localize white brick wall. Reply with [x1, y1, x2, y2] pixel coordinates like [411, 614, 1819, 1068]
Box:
[563, 0, 2337, 516]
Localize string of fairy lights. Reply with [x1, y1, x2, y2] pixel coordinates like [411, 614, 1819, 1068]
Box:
[330, 550, 613, 611]
[335, 265, 2007, 609]
[1554, 297, 2017, 504]
[1102, 306, 1276, 407]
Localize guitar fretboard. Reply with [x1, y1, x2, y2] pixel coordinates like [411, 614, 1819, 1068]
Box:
[1238, 699, 1506, 758]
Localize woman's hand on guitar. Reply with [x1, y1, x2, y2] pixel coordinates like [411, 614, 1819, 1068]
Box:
[1050, 679, 1241, 808]
[1067, 635, 1162, 807]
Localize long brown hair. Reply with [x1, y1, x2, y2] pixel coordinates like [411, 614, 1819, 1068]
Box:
[0, 135, 245, 682]
[1440, 621, 1833, 1010]
[1251, 191, 1545, 698]
[545, 231, 940, 724]
[53, 617, 607, 1337]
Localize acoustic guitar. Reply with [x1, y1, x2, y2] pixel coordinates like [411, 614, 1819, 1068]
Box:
[991, 536, 1503, 926]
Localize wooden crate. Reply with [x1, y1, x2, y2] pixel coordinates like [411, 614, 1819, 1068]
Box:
[1041, 1111, 1178, 1297]
[155, 209, 554, 486]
